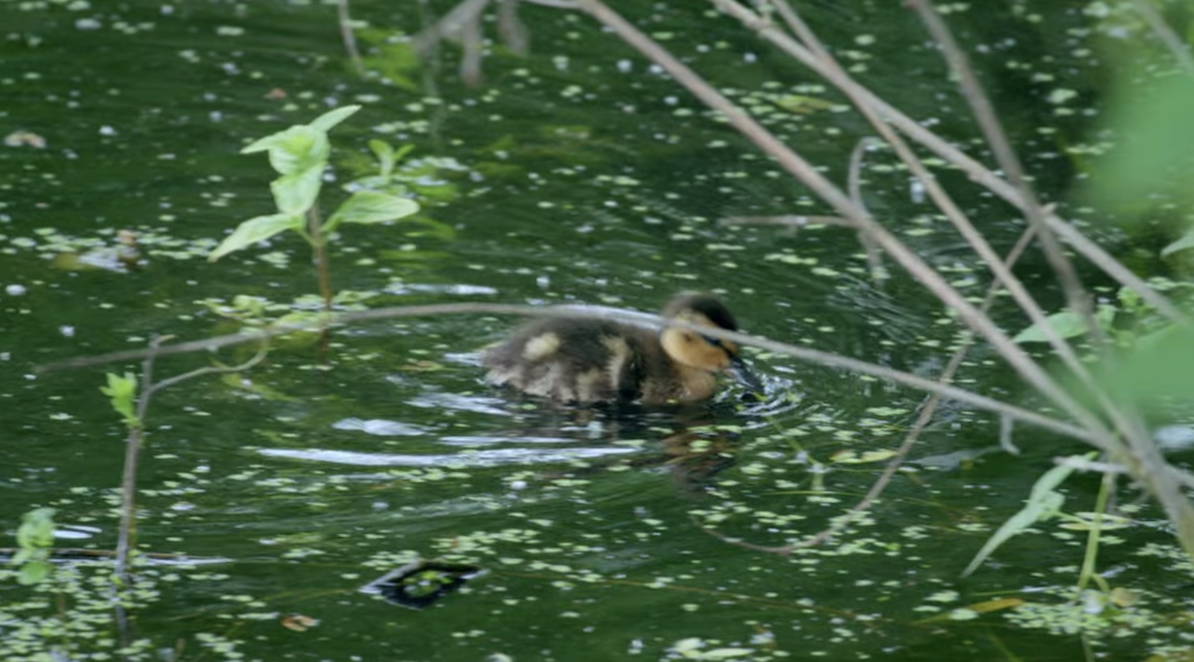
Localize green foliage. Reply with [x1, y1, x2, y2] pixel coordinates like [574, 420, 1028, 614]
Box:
[1096, 324, 1194, 405]
[1085, 76, 1194, 221]
[963, 454, 1094, 577]
[11, 508, 56, 585]
[100, 372, 140, 429]
[1013, 283, 1194, 412]
[324, 190, 420, 233]
[1012, 306, 1116, 344]
[209, 106, 421, 262]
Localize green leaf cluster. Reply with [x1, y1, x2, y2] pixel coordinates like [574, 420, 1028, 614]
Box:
[209, 106, 421, 262]
[1014, 284, 1194, 413]
[11, 508, 56, 585]
[100, 372, 140, 429]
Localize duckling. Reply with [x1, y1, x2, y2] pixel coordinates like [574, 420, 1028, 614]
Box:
[482, 292, 760, 405]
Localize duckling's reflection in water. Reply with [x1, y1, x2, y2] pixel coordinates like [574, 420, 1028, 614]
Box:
[486, 397, 754, 493]
[482, 292, 764, 491]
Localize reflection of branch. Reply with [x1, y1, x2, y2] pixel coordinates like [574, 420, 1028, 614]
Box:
[721, 215, 854, 230]
[415, 0, 541, 84]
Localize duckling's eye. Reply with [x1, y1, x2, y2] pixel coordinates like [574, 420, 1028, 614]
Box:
[701, 334, 724, 348]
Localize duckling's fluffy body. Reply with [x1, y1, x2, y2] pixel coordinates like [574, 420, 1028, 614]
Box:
[482, 292, 749, 405]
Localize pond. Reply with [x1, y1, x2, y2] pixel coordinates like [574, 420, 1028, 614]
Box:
[2, 0, 1193, 660]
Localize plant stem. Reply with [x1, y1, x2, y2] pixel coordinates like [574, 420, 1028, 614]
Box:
[114, 337, 167, 581]
[307, 206, 334, 313]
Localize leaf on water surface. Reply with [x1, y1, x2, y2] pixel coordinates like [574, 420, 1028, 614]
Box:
[209, 213, 304, 261]
[280, 614, 320, 632]
[961, 453, 1094, 577]
[966, 597, 1025, 613]
[324, 190, 420, 232]
[830, 449, 898, 464]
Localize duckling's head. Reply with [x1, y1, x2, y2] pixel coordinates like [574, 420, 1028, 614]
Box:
[659, 292, 761, 392]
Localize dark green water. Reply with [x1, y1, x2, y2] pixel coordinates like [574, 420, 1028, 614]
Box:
[2, 1, 1190, 660]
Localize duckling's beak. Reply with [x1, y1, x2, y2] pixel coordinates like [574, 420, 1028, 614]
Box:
[725, 355, 764, 394]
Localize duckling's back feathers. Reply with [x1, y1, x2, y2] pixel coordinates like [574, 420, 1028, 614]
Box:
[483, 318, 680, 403]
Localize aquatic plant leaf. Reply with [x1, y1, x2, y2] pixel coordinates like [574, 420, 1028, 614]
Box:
[242, 125, 329, 176]
[961, 454, 1092, 577]
[308, 104, 361, 132]
[1161, 226, 1194, 257]
[1097, 324, 1194, 403]
[270, 165, 323, 215]
[1085, 77, 1194, 216]
[1012, 308, 1113, 343]
[100, 372, 139, 427]
[209, 213, 303, 261]
[16, 508, 56, 549]
[14, 507, 56, 585]
[369, 139, 396, 179]
[325, 191, 419, 232]
[17, 561, 51, 585]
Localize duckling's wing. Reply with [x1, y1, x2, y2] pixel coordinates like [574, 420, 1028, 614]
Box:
[483, 319, 653, 403]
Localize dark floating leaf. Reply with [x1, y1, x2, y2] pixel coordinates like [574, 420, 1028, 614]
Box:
[359, 559, 486, 609]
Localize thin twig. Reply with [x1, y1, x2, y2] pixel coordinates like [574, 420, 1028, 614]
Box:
[772, 0, 1102, 398]
[724, 226, 1040, 555]
[906, 0, 1103, 350]
[114, 336, 165, 581]
[1128, 0, 1194, 76]
[905, 0, 1194, 553]
[38, 302, 1088, 443]
[711, 0, 1185, 324]
[336, 0, 366, 76]
[846, 137, 884, 281]
[574, 0, 1114, 456]
[113, 341, 269, 581]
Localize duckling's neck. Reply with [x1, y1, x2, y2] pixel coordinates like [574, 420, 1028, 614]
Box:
[672, 364, 718, 401]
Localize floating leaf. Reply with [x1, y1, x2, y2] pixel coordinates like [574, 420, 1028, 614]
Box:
[830, 449, 897, 464]
[209, 213, 304, 261]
